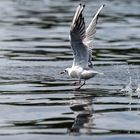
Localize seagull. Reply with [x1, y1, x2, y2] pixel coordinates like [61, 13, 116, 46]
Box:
[61, 3, 105, 89]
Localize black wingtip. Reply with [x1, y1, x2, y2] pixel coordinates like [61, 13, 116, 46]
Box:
[102, 4, 105, 7]
[79, 3, 85, 7]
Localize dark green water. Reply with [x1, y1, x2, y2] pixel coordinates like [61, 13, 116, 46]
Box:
[0, 0, 140, 139]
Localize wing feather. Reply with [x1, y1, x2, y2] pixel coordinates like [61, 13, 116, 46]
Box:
[69, 4, 104, 68]
[83, 5, 105, 68]
[70, 4, 88, 68]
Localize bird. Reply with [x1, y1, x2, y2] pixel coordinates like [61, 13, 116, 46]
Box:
[61, 3, 105, 89]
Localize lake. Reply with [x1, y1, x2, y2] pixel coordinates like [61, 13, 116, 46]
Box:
[0, 0, 140, 140]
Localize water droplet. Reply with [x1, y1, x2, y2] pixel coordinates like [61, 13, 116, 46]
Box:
[120, 76, 133, 95]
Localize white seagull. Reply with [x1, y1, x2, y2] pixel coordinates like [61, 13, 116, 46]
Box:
[61, 3, 105, 89]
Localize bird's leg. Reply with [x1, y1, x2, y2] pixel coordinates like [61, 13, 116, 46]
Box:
[72, 79, 81, 86]
[75, 80, 86, 90]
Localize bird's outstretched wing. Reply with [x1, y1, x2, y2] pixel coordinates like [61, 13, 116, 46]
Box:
[83, 5, 105, 67]
[70, 4, 104, 68]
[70, 4, 89, 67]
[70, 4, 88, 68]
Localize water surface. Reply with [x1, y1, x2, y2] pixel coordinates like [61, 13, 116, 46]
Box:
[0, 0, 140, 140]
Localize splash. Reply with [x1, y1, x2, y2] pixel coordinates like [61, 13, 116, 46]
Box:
[120, 77, 133, 94]
[135, 70, 140, 96]
[120, 66, 133, 95]
[120, 66, 133, 110]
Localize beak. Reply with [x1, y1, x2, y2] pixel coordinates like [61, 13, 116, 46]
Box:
[60, 71, 65, 74]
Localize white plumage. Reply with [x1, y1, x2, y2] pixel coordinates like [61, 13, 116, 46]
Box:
[61, 4, 105, 89]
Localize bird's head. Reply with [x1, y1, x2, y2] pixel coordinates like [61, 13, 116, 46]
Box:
[60, 68, 70, 74]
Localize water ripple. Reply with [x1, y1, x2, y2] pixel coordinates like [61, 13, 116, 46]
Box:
[0, 0, 140, 139]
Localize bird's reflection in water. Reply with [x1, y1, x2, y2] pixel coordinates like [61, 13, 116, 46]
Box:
[68, 91, 95, 135]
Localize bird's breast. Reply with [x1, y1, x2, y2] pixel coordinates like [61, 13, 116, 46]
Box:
[69, 67, 83, 78]
[70, 70, 79, 78]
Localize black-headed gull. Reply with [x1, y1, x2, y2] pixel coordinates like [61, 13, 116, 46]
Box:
[61, 3, 105, 89]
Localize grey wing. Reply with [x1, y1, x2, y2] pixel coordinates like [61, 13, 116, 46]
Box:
[83, 5, 105, 68]
[70, 4, 89, 68]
